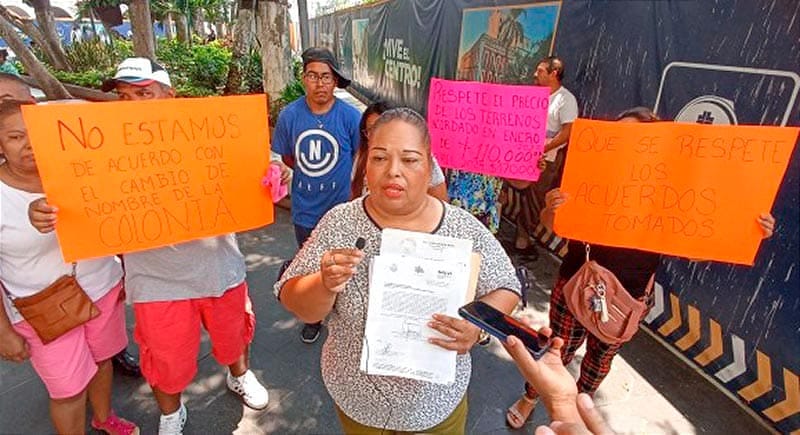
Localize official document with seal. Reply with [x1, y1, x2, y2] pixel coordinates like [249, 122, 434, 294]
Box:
[359, 229, 473, 384]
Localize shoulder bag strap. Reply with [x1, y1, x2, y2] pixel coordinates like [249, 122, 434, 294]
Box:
[0, 279, 14, 301]
[644, 273, 655, 295]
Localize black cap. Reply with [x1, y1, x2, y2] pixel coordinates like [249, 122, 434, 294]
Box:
[301, 47, 351, 89]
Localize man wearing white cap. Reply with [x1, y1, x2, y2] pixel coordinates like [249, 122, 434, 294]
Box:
[31, 57, 270, 435]
[100, 57, 175, 98]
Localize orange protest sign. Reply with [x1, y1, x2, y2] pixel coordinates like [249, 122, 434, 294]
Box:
[554, 119, 798, 265]
[22, 94, 274, 262]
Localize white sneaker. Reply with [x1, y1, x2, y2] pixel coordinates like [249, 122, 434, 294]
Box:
[227, 369, 269, 410]
[158, 402, 187, 435]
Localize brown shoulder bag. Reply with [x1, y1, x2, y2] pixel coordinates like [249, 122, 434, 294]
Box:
[4, 263, 100, 344]
[562, 244, 652, 345]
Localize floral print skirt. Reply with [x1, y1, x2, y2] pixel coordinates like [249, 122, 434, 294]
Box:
[446, 169, 503, 234]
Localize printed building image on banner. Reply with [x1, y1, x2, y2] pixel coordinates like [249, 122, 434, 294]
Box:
[457, 3, 561, 85]
[352, 18, 370, 86]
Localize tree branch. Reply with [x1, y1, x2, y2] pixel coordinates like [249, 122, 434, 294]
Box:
[0, 12, 70, 100]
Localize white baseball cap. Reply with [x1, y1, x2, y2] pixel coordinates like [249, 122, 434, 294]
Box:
[102, 57, 172, 92]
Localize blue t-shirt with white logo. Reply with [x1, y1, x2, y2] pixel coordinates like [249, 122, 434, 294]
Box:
[272, 98, 361, 228]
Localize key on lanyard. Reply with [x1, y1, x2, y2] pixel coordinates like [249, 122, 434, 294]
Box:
[595, 282, 609, 323]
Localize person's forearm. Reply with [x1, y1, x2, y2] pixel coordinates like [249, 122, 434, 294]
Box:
[0, 302, 15, 335]
[281, 155, 295, 169]
[539, 207, 556, 233]
[279, 273, 337, 323]
[479, 288, 520, 314]
[547, 400, 584, 425]
[544, 123, 572, 153]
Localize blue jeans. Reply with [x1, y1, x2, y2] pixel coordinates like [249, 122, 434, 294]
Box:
[293, 224, 320, 330]
[294, 224, 314, 249]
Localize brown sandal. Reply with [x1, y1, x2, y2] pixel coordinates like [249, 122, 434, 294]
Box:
[506, 394, 539, 429]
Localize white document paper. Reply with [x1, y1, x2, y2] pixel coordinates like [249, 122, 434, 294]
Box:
[359, 229, 474, 384]
[380, 228, 473, 265]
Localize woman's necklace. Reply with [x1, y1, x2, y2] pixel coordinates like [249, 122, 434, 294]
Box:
[310, 101, 333, 129]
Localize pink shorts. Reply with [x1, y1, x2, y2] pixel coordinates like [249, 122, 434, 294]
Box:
[13, 280, 127, 399]
[133, 281, 255, 394]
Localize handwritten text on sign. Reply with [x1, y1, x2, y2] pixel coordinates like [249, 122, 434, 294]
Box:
[22, 95, 274, 262]
[427, 78, 548, 181]
[554, 119, 798, 265]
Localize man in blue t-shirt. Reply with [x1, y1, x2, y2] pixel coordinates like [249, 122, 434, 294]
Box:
[272, 47, 361, 343]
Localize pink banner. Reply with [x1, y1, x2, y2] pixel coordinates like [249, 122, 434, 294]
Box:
[427, 78, 548, 181]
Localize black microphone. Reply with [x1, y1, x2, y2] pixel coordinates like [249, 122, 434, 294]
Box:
[355, 237, 366, 250]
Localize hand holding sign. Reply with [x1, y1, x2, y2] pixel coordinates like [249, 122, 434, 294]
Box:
[28, 198, 58, 233]
[427, 78, 548, 181]
[22, 94, 274, 262]
[554, 119, 798, 265]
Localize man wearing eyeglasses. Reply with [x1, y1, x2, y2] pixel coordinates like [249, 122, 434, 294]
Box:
[272, 47, 361, 344]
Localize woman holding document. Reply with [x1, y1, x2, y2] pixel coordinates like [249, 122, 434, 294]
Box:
[275, 108, 521, 434]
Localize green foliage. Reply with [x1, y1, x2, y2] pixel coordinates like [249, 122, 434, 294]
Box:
[199, 0, 230, 22]
[242, 50, 263, 93]
[65, 39, 133, 72]
[278, 78, 305, 105]
[51, 69, 108, 88]
[150, 0, 176, 20]
[269, 58, 305, 126]
[279, 58, 306, 104]
[49, 39, 134, 90]
[290, 57, 303, 82]
[76, 0, 125, 17]
[51, 37, 232, 97]
[230, 47, 263, 94]
[156, 38, 231, 96]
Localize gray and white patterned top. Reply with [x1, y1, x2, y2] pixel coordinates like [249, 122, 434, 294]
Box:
[275, 197, 521, 431]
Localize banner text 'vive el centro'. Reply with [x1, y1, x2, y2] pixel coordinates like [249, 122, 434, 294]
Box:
[555, 119, 798, 265]
[22, 95, 274, 262]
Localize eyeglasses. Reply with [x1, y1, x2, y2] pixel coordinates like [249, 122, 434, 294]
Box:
[304, 72, 335, 85]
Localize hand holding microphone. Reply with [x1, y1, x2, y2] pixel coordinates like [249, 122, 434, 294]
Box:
[321, 237, 366, 293]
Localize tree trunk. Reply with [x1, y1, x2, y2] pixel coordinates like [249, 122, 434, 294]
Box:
[92, 3, 123, 48]
[129, 0, 156, 59]
[0, 14, 70, 100]
[18, 77, 116, 102]
[217, 1, 231, 39]
[0, 7, 59, 68]
[256, 0, 292, 104]
[224, 3, 256, 94]
[162, 13, 174, 40]
[28, 0, 72, 71]
[96, 19, 122, 40]
[0, 5, 69, 71]
[175, 13, 190, 43]
[297, 0, 310, 51]
[193, 9, 206, 38]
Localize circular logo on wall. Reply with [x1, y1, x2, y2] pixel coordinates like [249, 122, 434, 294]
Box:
[675, 95, 738, 125]
[294, 129, 340, 177]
